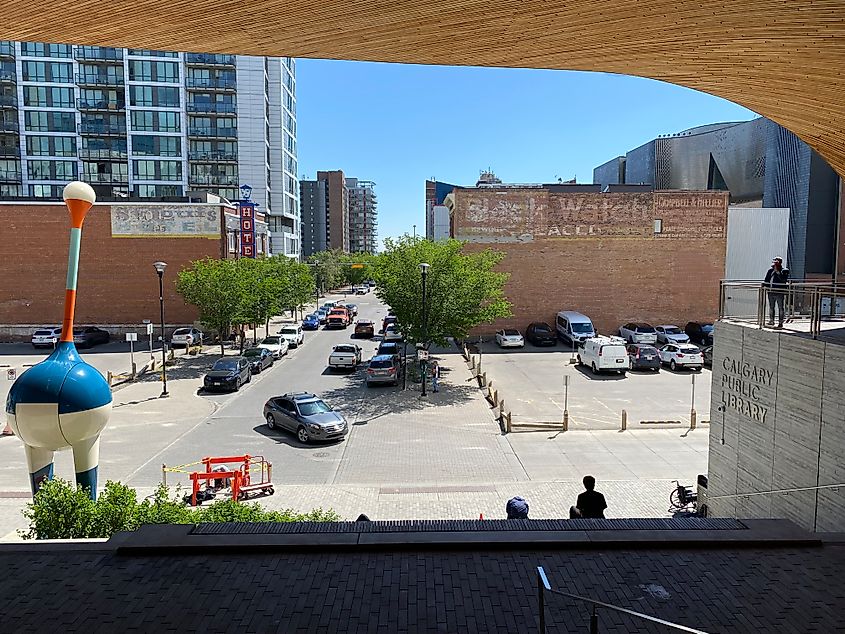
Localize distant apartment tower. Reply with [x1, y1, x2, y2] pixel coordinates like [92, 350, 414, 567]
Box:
[300, 169, 349, 256]
[346, 177, 378, 253]
[0, 41, 300, 258]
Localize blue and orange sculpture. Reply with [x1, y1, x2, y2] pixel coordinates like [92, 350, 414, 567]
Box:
[5, 181, 112, 499]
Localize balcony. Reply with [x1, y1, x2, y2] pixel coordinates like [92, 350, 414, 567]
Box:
[76, 73, 125, 86]
[75, 47, 123, 62]
[0, 95, 17, 108]
[188, 150, 238, 162]
[188, 126, 237, 139]
[78, 148, 128, 159]
[0, 42, 14, 58]
[186, 102, 237, 114]
[189, 174, 239, 186]
[82, 172, 129, 184]
[185, 53, 236, 66]
[77, 99, 124, 111]
[0, 146, 20, 157]
[0, 170, 21, 182]
[185, 76, 236, 91]
[0, 70, 15, 83]
[78, 122, 127, 136]
[0, 121, 19, 133]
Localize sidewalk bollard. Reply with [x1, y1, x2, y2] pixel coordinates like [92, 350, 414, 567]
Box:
[162, 463, 167, 487]
[621, 409, 627, 431]
[562, 410, 569, 432]
[493, 389, 498, 408]
[107, 371, 113, 387]
[481, 371, 487, 387]
[131, 362, 137, 379]
[506, 411, 512, 433]
[690, 409, 697, 429]
[499, 400, 505, 421]
[470, 356, 476, 370]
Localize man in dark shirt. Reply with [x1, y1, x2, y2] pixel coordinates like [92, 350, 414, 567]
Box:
[764, 256, 790, 328]
[570, 475, 607, 519]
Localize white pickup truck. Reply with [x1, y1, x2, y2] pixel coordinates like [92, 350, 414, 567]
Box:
[328, 344, 361, 371]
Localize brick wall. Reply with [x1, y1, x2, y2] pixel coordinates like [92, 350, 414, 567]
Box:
[452, 188, 728, 335]
[0, 203, 227, 329]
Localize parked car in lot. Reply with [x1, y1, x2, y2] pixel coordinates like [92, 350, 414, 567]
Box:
[326, 307, 351, 329]
[655, 325, 690, 345]
[701, 345, 713, 367]
[243, 347, 274, 373]
[73, 326, 111, 348]
[31, 327, 62, 348]
[279, 324, 304, 348]
[383, 323, 404, 342]
[619, 323, 658, 344]
[203, 356, 251, 391]
[525, 322, 557, 347]
[659, 343, 704, 371]
[344, 303, 358, 317]
[366, 354, 402, 387]
[377, 341, 405, 362]
[555, 311, 596, 347]
[354, 319, 375, 338]
[495, 329, 525, 348]
[577, 336, 628, 375]
[315, 309, 328, 325]
[263, 392, 348, 443]
[258, 335, 289, 359]
[685, 322, 714, 346]
[302, 314, 320, 330]
[328, 344, 362, 371]
[170, 327, 203, 348]
[626, 343, 661, 372]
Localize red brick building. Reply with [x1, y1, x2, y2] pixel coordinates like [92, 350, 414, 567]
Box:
[447, 185, 728, 336]
[0, 201, 268, 340]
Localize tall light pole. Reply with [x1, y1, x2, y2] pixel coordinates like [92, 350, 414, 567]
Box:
[153, 261, 169, 398]
[413, 224, 417, 242]
[419, 262, 430, 397]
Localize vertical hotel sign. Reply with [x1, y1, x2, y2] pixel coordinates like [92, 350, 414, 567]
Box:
[239, 183, 256, 258]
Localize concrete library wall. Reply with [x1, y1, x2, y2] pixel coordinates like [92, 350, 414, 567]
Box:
[707, 322, 845, 531]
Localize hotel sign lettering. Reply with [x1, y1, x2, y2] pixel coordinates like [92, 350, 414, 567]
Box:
[111, 206, 220, 238]
[720, 356, 775, 424]
[239, 202, 256, 258]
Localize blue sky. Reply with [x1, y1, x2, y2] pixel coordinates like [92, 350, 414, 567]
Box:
[296, 60, 757, 247]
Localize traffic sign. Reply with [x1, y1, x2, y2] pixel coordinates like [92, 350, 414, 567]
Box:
[126, 332, 138, 342]
[7, 368, 16, 381]
[146, 323, 154, 335]
[350, 263, 364, 269]
[418, 350, 430, 361]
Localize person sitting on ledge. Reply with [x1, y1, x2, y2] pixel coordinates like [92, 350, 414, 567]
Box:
[506, 496, 529, 519]
[569, 475, 607, 519]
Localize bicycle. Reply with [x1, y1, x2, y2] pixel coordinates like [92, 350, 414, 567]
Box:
[668, 480, 698, 513]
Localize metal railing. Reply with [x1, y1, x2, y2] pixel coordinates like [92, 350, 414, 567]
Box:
[78, 122, 126, 136]
[719, 279, 845, 340]
[82, 172, 129, 184]
[0, 95, 17, 107]
[537, 567, 709, 634]
[185, 53, 236, 66]
[77, 99, 124, 111]
[185, 76, 236, 90]
[76, 73, 125, 86]
[188, 126, 237, 138]
[0, 42, 14, 57]
[188, 150, 238, 162]
[78, 148, 127, 159]
[187, 102, 237, 114]
[75, 46, 123, 62]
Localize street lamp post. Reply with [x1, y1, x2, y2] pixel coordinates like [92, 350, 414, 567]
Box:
[153, 261, 169, 398]
[419, 262, 430, 397]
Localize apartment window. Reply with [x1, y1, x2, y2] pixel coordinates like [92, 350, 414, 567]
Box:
[21, 61, 72, 82]
[135, 184, 182, 197]
[26, 135, 76, 157]
[20, 43, 72, 58]
[25, 86, 74, 107]
[131, 110, 180, 132]
[133, 159, 182, 181]
[26, 136, 50, 156]
[128, 50, 178, 58]
[1, 184, 23, 196]
[24, 111, 75, 132]
[28, 160, 77, 180]
[129, 85, 180, 107]
[30, 184, 61, 197]
[22, 61, 46, 82]
[128, 60, 179, 83]
[132, 135, 181, 157]
[78, 64, 124, 83]
[158, 160, 181, 180]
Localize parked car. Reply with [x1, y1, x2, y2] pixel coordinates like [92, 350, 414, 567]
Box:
[354, 286, 368, 295]
[31, 327, 62, 349]
[279, 324, 304, 348]
[685, 322, 714, 346]
[701, 345, 713, 367]
[315, 309, 329, 325]
[383, 323, 404, 342]
[495, 329, 525, 348]
[73, 326, 110, 348]
[626, 343, 661, 372]
[328, 344, 362, 371]
[203, 356, 251, 391]
[659, 343, 704, 371]
[258, 335, 289, 359]
[354, 319, 375, 338]
[577, 336, 628, 375]
[344, 303, 359, 317]
[555, 311, 596, 347]
[326, 307, 351, 329]
[263, 392, 348, 443]
[619, 322, 658, 344]
[655, 325, 690, 345]
[243, 347, 274, 373]
[377, 341, 405, 362]
[302, 314, 320, 330]
[366, 354, 402, 387]
[171, 327, 203, 348]
[525, 322, 557, 347]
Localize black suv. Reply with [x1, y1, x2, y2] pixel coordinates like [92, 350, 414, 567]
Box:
[685, 322, 714, 346]
[525, 322, 557, 346]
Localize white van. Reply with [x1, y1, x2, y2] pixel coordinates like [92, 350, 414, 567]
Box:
[555, 311, 596, 347]
[577, 336, 628, 375]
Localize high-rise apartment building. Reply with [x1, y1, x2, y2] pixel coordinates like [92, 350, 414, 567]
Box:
[346, 177, 378, 253]
[0, 41, 300, 258]
[300, 169, 349, 257]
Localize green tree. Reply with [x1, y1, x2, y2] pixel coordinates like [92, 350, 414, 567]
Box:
[307, 250, 345, 293]
[372, 236, 511, 346]
[341, 253, 375, 286]
[175, 258, 247, 355]
[238, 258, 285, 342]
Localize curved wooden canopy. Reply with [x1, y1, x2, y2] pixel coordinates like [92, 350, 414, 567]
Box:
[4, 0, 844, 174]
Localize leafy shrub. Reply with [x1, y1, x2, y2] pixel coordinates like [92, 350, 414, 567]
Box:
[21, 479, 340, 540]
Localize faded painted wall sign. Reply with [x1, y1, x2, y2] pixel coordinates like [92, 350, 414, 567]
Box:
[720, 356, 775, 423]
[111, 206, 221, 238]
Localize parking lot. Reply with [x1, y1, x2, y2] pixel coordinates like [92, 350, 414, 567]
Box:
[474, 341, 711, 430]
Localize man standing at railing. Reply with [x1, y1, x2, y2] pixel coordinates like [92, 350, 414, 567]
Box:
[764, 256, 790, 328]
